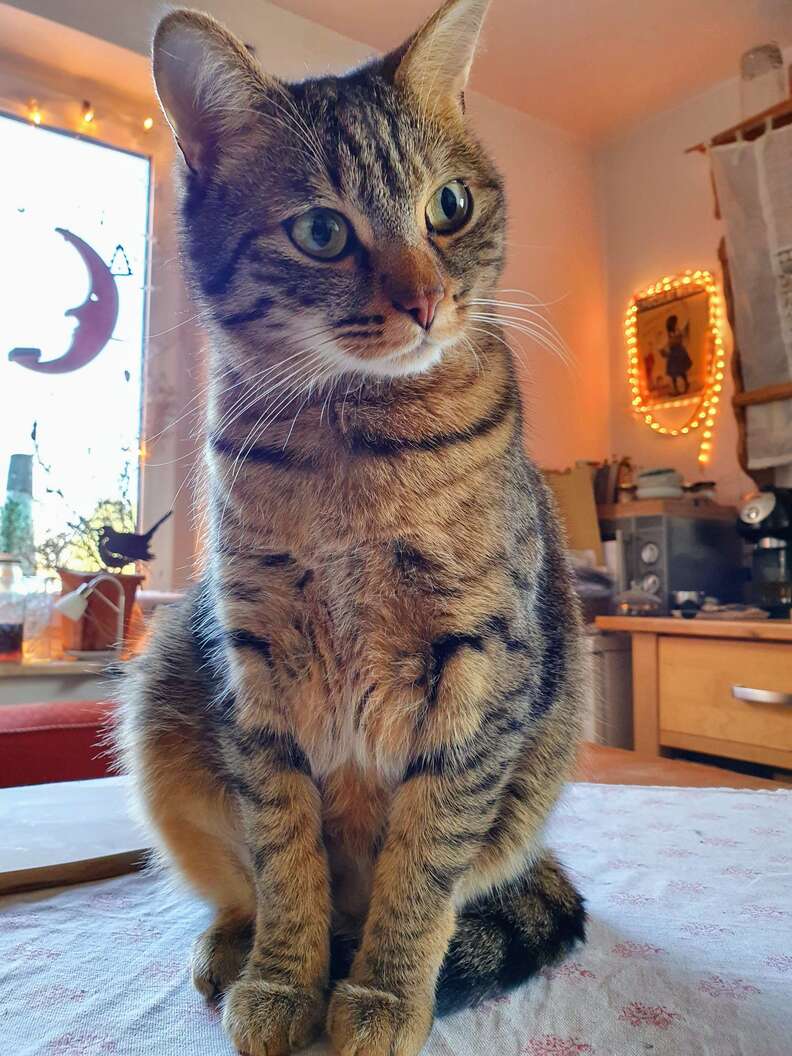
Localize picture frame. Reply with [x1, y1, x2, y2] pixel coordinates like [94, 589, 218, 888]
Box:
[624, 270, 726, 462]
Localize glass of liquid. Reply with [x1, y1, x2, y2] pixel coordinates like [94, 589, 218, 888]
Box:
[0, 555, 25, 662]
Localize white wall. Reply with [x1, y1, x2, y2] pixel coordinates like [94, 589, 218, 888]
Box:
[596, 76, 763, 504]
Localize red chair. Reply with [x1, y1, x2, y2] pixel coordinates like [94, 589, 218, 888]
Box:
[0, 699, 115, 787]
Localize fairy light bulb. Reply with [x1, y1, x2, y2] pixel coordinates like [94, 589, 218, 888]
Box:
[81, 100, 94, 124]
[28, 99, 42, 125]
[143, 116, 154, 131]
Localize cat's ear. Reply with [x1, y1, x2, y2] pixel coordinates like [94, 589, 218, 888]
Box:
[152, 9, 274, 172]
[386, 0, 490, 113]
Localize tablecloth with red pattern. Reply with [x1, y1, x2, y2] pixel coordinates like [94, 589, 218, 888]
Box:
[2, 782, 790, 1056]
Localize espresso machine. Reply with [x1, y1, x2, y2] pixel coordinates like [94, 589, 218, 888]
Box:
[738, 487, 792, 617]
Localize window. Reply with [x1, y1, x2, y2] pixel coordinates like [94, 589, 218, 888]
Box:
[0, 112, 150, 573]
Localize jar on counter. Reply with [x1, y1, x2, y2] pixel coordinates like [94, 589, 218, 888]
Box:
[0, 554, 26, 662]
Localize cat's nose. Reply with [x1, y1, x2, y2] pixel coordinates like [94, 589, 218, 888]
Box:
[391, 285, 445, 331]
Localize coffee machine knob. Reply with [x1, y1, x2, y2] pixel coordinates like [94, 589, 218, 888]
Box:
[641, 573, 661, 595]
[640, 542, 660, 565]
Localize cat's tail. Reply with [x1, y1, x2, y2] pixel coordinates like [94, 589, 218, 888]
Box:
[435, 851, 585, 1016]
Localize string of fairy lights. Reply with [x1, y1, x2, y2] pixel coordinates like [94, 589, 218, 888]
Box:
[624, 269, 726, 467]
[23, 97, 156, 134]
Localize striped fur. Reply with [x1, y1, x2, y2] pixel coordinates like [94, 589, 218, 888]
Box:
[116, 3, 585, 1054]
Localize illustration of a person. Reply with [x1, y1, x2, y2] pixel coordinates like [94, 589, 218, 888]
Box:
[660, 314, 692, 394]
[643, 350, 655, 392]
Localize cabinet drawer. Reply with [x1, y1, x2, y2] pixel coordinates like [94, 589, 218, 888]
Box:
[659, 637, 792, 753]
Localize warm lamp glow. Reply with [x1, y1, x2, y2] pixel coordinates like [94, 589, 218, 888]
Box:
[143, 116, 154, 131]
[624, 269, 726, 466]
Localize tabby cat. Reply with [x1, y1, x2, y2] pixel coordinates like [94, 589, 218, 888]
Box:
[117, 2, 585, 1054]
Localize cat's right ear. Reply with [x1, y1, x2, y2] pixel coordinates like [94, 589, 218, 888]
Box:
[152, 9, 273, 172]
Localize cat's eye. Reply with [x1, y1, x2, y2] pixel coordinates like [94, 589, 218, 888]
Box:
[425, 180, 472, 235]
[288, 208, 350, 260]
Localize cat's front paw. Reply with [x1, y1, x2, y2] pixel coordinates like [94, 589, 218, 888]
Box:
[223, 978, 325, 1056]
[192, 918, 253, 1001]
[327, 981, 432, 1056]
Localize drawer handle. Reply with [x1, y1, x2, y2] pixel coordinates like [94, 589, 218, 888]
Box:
[731, 685, 792, 707]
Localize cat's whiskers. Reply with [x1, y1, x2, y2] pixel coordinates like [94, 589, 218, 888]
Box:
[468, 298, 568, 352]
[211, 329, 339, 438]
[215, 351, 327, 531]
[468, 312, 571, 367]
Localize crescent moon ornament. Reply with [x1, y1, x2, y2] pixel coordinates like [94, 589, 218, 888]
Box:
[8, 227, 120, 375]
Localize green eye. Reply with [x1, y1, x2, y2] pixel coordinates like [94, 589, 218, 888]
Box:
[288, 208, 350, 260]
[426, 180, 472, 234]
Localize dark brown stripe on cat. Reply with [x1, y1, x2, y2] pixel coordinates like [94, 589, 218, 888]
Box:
[210, 434, 316, 471]
[260, 553, 294, 567]
[295, 569, 314, 592]
[348, 388, 515, 457]
[203, 227, 262, 297]
[226, 628, 273, 667]
[334, 314, 385, 328]
[427, 631, 486, 707]
[234, 725, 310, 773]
[223, 582, 261, 603]
[220, 295, 273, 328]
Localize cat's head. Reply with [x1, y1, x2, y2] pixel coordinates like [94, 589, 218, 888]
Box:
[153, 0, 504, 381]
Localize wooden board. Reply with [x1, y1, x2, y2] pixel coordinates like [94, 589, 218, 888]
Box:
[0, 776, 148, 895]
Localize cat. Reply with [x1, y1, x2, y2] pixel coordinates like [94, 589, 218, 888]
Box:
[116, 2, 585, 1054]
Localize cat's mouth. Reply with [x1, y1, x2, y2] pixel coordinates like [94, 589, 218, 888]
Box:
[322, 332, 449, 379]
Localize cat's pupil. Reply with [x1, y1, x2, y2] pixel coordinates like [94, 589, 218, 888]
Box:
[441, 186, 459, 219]
[311, 215, 333, 246]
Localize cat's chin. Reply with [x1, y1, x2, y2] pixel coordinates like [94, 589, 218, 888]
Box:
[323, 337, 447, 380]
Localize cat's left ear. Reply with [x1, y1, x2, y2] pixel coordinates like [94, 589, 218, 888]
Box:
[385, 0, 490, 114]
[152, 9, 278, 173]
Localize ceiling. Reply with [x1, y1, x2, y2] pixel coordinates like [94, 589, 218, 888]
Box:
[270, 0, 792, 142]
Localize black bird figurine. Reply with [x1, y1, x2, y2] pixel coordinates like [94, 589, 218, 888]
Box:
[98, 510, 173, 569]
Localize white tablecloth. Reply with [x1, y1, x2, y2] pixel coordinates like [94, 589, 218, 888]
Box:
[2, 782, 791, 1056]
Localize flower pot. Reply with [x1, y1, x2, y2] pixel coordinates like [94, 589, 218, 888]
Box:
[58, 569, 144, 652]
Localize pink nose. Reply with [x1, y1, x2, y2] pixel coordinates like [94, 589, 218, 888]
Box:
[391, 286, 445, 331]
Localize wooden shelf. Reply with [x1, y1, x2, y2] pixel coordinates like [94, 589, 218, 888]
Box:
[687, 95, 792, 153]
[732, 380, 792, 408]
[597, 499, 735, 521]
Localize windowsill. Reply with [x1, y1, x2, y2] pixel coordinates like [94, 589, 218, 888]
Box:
[0, 659, 110, 678]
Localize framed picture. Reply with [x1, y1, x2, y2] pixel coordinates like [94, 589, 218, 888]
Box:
[624, 271, 725, 462]
[635, 287, 710, 404]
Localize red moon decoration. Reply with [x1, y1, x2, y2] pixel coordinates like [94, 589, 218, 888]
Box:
[8, 227, 120, 375]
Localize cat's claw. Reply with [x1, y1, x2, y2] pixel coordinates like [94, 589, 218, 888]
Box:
[223, 979, 325, 1056]
[327, 981, 432, 1056]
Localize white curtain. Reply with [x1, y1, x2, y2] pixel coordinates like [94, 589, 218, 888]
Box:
[711, 122, 792, 470]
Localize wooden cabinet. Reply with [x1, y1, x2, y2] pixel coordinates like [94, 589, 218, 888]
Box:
[596, 617, 792, 773]
[658, 638, 792, 768]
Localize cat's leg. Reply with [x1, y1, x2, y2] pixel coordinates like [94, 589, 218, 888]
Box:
[135, 732, 257, 1000]
[219, 720, 331, 1056]
[435, 851, 585, 1015]
[326, 751, 511, 1056]
[327, 714, 582, 1056]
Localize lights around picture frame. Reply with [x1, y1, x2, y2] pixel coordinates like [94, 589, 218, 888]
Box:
[624, 270, 726, 466]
